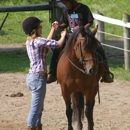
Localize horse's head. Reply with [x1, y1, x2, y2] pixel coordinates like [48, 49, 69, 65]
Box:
[65, 26, 99, 75]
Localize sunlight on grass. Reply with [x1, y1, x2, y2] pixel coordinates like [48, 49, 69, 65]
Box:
[0, 0, 129, 43]
[0, 11, 50, 44]
[111, 67, 130, 81]
[0, 0, 130, 82]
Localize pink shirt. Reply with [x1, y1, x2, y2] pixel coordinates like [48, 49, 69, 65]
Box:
[26, 37, 58, 73]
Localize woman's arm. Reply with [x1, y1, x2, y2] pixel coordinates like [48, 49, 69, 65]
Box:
[47, 26, 55, 39]
[47, 24, 66, 48]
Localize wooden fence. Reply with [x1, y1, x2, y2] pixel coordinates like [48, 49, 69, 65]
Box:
[93, 11, 130, 70]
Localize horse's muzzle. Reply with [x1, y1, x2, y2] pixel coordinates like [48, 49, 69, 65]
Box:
[85, 66, 96, 75]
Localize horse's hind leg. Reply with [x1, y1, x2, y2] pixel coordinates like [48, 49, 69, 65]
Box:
[85, 98, 95, 130]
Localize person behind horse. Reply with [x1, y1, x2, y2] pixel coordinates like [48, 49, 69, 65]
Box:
[47, 0, 114, 83]
[22, 16, 66, 130]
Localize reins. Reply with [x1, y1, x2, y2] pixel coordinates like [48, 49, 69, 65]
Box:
[67, 54, 86, 74]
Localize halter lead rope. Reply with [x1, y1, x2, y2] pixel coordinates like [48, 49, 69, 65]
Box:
[66, 55, 86, 74]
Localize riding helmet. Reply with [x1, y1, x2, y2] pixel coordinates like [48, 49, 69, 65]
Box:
[22, 16, 43, 35]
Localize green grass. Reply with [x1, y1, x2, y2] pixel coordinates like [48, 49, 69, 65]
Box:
[0, 49, 130, 82]
[0, 0, 51, 44]
[0, 0, 130, 44]
[81, 0, 130, 19]
[0, 0, 130, 81]
[0, 11, 51, 44]
[0, 50, 29, 73]
[109, 59, 130, 81]
[0, 0, 129, 43]
[0, 50, 52, 73]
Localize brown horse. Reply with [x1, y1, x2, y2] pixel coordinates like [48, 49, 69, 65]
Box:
[57, 26, 101, 130]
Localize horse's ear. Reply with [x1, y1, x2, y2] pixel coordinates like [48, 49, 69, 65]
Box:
[81, 26, 86, 37]
[92, 25, 98, 36]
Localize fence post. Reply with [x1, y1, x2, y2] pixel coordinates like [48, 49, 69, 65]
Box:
[123, 12, 130, 70]
[95, 11, 105, 44]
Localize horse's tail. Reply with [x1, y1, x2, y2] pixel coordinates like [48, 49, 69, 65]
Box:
[71, 91, 84, 122]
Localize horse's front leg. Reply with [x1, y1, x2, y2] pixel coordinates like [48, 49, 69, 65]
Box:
[76, 105, 83, 130]
[71, 92, 84, 130]
[85, 99, 95, 130]
[65, 97, 73, 130]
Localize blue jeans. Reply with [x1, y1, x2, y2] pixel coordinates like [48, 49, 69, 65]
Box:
[26, 73, 46, 127]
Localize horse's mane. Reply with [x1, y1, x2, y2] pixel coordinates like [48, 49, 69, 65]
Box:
[64, 27, 83, 54]
[64, 26, 97, 54]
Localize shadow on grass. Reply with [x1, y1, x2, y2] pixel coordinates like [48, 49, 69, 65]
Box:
[0, 30, 8, 35]
[109, 59, 124, 68]
[1, 49, 130, 82]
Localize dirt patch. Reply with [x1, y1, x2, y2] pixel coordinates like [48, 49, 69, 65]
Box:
[0, 42, 130, 130]
[0, 73, 130, 130]
[0, 44, 26, 52]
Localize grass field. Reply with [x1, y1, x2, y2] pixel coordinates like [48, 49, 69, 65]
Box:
[0, 0, 129, 44]
[0, 0, 130, 81]
[0, 49, 52, 73]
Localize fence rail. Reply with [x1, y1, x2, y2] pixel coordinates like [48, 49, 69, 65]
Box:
[93, 13, 130, 28]
[93, 12, 130, 70]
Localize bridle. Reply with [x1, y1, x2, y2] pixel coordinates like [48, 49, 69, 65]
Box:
[67, 40, 97, 75]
